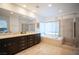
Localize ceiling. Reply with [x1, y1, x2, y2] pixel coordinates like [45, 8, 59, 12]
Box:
[0, 8, 33, 21]
[15, 3, 79, 17]
[0, 3, 79, 22]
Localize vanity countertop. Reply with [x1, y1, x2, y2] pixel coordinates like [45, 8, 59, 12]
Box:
[0, 32, 39, 39]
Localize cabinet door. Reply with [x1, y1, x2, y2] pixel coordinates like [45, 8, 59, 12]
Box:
[28, 35, 34, 42]
[5, 38, 18, 54]
[27, 35, 35, 47]
[17, 36, 28, 51]
[0, 39, 9, 55]
[34, 34, 41, 44]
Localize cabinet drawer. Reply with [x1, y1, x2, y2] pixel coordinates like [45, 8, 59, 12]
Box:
[35, 37, 40, 40]
[7, 47, 18, 54]
[0, 52, 8, 55]
[20, 43, 26, 46]
[19, 40, 26, 43]
[30, 41, 34, 43]
[29, 38, 33, 41]
[29, 35, 33, 38]
[29, 43, 34, 47]
[18, 40, 28, 45]
[21, 47, 26, 50]
[34, 41, 39, 44]
[28, 35, 35, 39]
[18, 45, 28, 51]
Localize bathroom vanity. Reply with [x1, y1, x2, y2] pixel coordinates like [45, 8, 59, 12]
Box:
[0, 33, 41, 55]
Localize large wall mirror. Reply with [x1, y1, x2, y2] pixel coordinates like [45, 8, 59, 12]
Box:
[0, 19, 8, 33]
[0, 8, 37, 34]
[0, 8, 10, 33]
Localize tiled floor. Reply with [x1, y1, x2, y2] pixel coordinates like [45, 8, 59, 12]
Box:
[16, 39, 78, 55]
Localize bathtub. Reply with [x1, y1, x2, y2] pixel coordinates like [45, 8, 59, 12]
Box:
[41, 35, 64, 46]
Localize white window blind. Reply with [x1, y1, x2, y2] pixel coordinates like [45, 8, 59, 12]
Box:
[40, 21, 59, 37]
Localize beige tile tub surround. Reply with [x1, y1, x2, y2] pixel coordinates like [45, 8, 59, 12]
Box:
[41, 37, 63, 46]
[16, 37, 77, 55]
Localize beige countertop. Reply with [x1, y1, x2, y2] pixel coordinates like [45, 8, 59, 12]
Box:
[0, 32, 39, 39]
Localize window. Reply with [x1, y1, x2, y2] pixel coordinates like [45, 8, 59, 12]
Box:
[40, 21, 59, 37]
[0, 20, 8, 33]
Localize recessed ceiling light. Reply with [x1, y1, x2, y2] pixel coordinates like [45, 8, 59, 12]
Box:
[23, 5, 26, 7]
[29, 12, 36, 18]
[48, 4, 52, 7]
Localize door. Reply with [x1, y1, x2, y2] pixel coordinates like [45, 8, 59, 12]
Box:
[62, 18, 74, 45]
[75, 18, 79, 47]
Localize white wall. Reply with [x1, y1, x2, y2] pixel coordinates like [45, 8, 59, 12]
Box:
[9, 15, 20, 33]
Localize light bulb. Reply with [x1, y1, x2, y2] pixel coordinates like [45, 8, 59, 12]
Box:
[48, 4, 52, 7]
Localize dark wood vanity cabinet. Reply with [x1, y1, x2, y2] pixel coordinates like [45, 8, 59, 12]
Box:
[0, 38, 18, 55]
[0, 33, 41, 55]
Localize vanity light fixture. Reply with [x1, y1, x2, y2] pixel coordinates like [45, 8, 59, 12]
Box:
[10, 12, 14, 14]
[48, 4, 52, 7]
